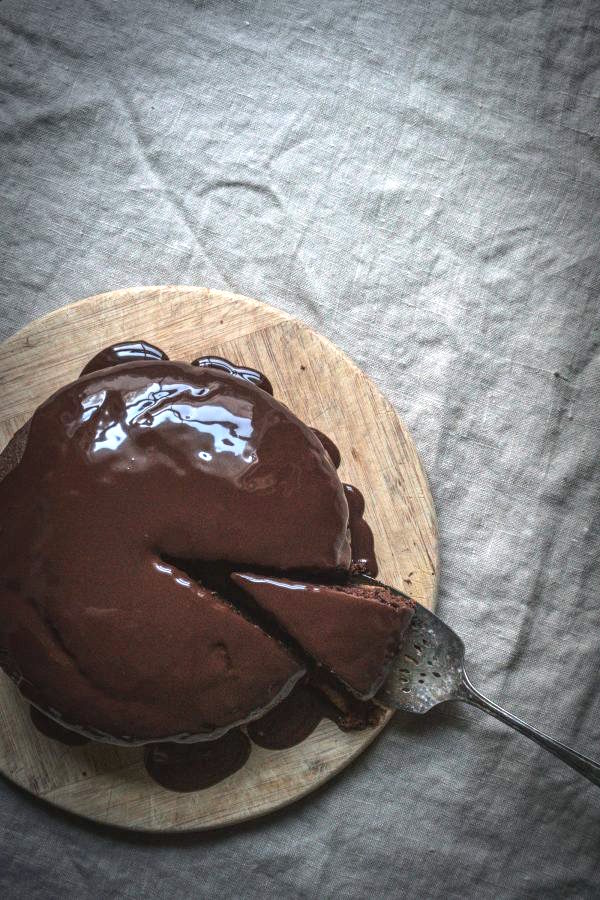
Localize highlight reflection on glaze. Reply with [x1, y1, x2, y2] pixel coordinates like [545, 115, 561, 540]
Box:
[81, 383, 257, 478]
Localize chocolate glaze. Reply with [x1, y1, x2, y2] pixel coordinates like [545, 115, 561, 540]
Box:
[0, 340, 399, 792]
[192, 355, 273, 395]
[30, 705, 90, 746]
[344, 484, 378, 576]
[0, 358, 350, 742]
[311, 429, 341, 469]
[81, 340, 169, 376]
[144, 729, 251, 792]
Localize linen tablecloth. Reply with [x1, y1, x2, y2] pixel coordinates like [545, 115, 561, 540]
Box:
[1, 1, 599, 896]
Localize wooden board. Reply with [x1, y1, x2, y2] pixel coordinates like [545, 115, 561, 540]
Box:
[0, 286, 438, 831]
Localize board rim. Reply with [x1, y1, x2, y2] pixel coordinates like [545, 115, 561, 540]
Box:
[0, 286, 438, 831]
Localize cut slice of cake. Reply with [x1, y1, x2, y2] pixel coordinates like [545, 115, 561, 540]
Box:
[231, 574, 415, 700]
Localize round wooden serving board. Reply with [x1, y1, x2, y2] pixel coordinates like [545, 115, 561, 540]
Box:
[0, 286, 438, 831]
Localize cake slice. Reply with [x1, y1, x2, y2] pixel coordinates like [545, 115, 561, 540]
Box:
[231, 574, 415, 700]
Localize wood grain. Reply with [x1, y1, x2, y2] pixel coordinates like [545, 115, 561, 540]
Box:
[0, 286, 438, 831]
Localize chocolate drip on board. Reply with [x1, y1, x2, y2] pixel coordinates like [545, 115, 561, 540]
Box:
[30, 706, 90, 746]
[246, 683, 323, 750]
[192, 355, 273, 395]
[343, 484, 378, 577]
[144, 729, 251, 792]
[81, 340, 169, 375]
[310, 428, 341, 469]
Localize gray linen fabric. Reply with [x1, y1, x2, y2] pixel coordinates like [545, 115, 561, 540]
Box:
[1, 0, 599, 897]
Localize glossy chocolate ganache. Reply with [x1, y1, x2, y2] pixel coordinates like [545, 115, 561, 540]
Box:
[0, 340, 414, 792]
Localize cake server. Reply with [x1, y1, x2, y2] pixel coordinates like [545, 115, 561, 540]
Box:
[365, 577, 600, 787]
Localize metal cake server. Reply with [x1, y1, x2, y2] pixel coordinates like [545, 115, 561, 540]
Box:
[368, 578, 600, 787]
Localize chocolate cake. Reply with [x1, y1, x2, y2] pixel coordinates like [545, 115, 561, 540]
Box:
[0, 340, 415, 790]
